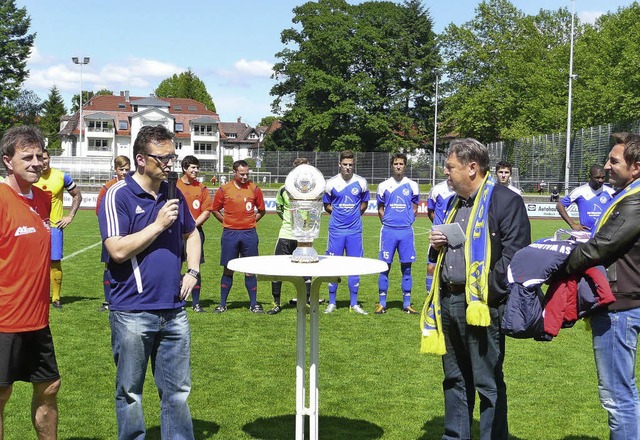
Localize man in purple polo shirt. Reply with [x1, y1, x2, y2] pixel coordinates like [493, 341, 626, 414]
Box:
[98, 125, 200, 439]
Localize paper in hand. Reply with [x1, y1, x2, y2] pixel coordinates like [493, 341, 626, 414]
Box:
[432, 223, 466, 247]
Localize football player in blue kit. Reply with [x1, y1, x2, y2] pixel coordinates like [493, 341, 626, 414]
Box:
[323, 150, 370, 314]
[375, 153, 420, 314]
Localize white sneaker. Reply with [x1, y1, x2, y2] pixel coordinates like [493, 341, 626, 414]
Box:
[350, 304, 368, 315]
[324, 303, 337, 314]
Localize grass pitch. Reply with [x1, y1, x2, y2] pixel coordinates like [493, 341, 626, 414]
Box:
[3, 212, 616, 439]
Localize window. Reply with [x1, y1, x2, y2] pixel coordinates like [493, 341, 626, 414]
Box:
[248, 133, 257, 139]
[88, 120, 110, 132]
[194, 142, 214, 155]
[174, 105, 182, 111]
[187, 105, 196, 111]
[118, 120, 128, 130]
[227, 132, 237, 139]
[175, 142, 182, 150]
[193, 124, 214, 136]
[175, 123, 184, 132]
[88, 139, 110, 152]
[118, 103, 126, 109]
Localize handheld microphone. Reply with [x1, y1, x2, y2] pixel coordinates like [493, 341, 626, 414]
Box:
[167, 171, 178, 200]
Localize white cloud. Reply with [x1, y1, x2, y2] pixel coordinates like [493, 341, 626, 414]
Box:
[234, 59, 274, 78]
[579, 11, 603, 25]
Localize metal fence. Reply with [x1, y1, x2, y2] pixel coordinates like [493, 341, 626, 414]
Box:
[487, 120, 640, 193]
[47, 119, 640, 195]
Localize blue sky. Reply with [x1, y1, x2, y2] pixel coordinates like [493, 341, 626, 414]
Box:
[18, 0, 634, 127]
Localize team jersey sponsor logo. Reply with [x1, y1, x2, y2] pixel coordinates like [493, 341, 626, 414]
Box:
[15, 226, 37, 236]
[337, 195, 357, 211]
[389, 195, 407, 212]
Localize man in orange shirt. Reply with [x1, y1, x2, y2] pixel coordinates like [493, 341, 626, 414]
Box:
[211, 160, 266, 313]
[95, 155, 131, 312]
[177, 155, 213, 312]
[0, 126, 61, 439]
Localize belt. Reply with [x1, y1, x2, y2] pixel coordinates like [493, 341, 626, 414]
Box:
[443, 283, 466, 294]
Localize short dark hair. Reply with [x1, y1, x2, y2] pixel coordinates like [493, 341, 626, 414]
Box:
[1, 126, 45, 167]
[133, 125, 174, 157]
[448, 138, 490, 175]
[181, 155, 200, 172]
[589, 164, 604, 177]
[612, 132, 640, 166]
[233, 159, 249, 171]
[496, 160, 512, 172]
[339, 150, 355, 162]
[292, 157, 309, 167]
[391, 152, 407, 165]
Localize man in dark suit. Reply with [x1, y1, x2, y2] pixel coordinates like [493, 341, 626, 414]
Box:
[429, 138, 531, 440]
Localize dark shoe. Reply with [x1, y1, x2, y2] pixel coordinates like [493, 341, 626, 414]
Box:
[98, 302, 110, 312]
[52, 300, 62, 309]
[213, 305, 227, 314]
[403, 305, 418, 315]
[192, 304, 206, 313]
[249, 304, 264, 314]
[267, 305, 282, 315]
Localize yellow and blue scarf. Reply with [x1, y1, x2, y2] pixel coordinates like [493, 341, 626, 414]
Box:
[420, 174, 496, 355]
[592, 178, 640, 234]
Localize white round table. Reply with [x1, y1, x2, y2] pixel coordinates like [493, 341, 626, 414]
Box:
[227, 255, 387, 440]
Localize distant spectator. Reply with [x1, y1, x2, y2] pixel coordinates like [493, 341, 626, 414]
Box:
[495, 160, 522, 196]
[550, 186, 559, 202]
[210, 175, 217, 186]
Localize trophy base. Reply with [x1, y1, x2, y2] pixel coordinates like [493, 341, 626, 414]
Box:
[291, 243, 319, 263]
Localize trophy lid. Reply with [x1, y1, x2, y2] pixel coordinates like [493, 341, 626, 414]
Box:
[285, 164, 325, 200]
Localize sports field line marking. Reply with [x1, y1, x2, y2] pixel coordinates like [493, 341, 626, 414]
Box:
[62, 241, 102, 261]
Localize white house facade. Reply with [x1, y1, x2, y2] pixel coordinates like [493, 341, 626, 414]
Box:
[59, 92, 225, 171]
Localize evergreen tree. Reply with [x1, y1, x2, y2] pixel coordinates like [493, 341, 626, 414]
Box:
[40, 86, 67, 155]
[0, 0, 35, 135]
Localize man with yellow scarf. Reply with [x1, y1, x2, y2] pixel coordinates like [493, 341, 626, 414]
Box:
[423, 138, 530, 440]
[566, 132, 640, 440]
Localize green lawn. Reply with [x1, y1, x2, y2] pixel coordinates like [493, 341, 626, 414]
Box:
[3, 212, 614, 439]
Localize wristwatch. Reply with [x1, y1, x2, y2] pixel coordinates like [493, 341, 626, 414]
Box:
[186, 268, 199, 279]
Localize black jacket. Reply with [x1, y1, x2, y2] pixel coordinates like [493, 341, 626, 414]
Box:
[431, 184, 532, 306]
[566, 189, 640, 311]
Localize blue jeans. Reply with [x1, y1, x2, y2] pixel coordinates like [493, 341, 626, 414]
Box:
[110, 308, 193, 440]
[591, 307, 640, 440]
[440, 293, 508, 440]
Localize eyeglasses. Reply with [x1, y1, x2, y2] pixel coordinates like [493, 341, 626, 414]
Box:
[146, 153, 178, 165]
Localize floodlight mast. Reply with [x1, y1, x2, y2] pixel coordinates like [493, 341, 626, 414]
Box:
[564, 0, 576, 196]
[72, 56, 90, 153]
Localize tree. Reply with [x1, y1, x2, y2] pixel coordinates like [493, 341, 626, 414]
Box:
[155, 69, 216, 111]
[40, 86, 67, 155]
[439, 0, 576, 142]
[12, 89, 41, 126]
[0, 0, 35, 135]
[572, 3, 640, 128]
[270, 0, 439, 151]
[71, 89, 113, 113]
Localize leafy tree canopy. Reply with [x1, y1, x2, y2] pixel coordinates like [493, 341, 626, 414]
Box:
[155, 69, 216, 112]
[269, 0, 439, 152]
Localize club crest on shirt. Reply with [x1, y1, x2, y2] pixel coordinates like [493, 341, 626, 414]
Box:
[402, 188, 410, 196]
[600, 195, 608, 204]
[351, 187, 359, 195]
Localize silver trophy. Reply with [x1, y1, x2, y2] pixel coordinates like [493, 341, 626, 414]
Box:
[285, 164, 326, 263]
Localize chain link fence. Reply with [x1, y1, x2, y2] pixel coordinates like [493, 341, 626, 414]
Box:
[47, 119, 640, 195]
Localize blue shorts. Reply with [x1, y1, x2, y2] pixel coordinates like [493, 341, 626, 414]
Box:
[326, 230, 363, 258]
[378, 226, 416, 264]
[220, 228, 259, 267]
[51, 227, 63, 261]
